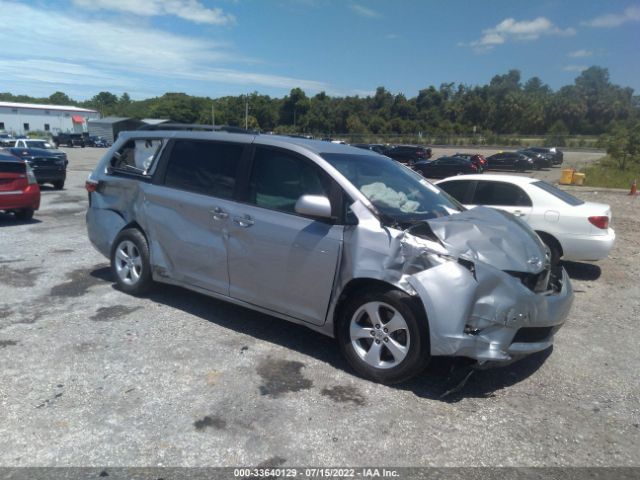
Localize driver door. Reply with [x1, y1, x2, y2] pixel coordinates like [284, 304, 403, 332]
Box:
[226, 147, 343, 326]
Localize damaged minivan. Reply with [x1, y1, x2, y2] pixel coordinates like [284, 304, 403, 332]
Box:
[86, 129, 573, 384]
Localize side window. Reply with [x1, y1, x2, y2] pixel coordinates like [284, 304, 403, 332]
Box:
[473, 182, 532, 207]
[110, 138, 164, 175]
[164, 140, 242, 199]
[438, 181, 470, 202]
[248, 148, 330, 214]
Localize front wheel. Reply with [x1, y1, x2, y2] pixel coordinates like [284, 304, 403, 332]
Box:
[337, 288, 430, 384]
[111, 229, 153, 295]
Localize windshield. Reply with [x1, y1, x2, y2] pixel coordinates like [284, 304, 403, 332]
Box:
[27, 141, 52, 149]
[532, 180, 585, 206]
[321, 152, 464, 226]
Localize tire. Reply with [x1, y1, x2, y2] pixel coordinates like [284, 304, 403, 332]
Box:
[337, 288, 430, 384]
[111, 229, 153, 295]
[537, 231, 562, 266]
[53, 180, 65, 190]
[15, 208, 34, 220]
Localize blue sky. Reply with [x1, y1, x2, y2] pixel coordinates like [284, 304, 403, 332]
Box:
[1, 0, 638, 100]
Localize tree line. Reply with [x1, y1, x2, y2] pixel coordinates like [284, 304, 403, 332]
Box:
[1, 66, 638, 137]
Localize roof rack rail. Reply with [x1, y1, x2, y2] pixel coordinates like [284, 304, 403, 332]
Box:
[137, 123, 259, 134]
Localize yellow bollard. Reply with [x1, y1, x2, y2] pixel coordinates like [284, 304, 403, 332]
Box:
[559, 168, 575, 185]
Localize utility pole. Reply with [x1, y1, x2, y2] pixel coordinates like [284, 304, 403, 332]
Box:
[211, 102, 215, 127]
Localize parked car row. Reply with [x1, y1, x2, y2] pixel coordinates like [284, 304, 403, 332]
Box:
[349, 144, 562, 178]
[352, 143, 432, 164]
[0, 138, 68, 194]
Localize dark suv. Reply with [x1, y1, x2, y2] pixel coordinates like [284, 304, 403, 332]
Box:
[384, 145, 432, 165]
[52, 133, 85, 148]
[7, 147, 68, 189]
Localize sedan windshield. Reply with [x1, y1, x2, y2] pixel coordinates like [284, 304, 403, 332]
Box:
[321, 152, 463, 226]
[27, 141, 52, 149]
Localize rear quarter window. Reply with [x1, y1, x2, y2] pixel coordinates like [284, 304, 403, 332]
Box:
[108, 138, 164, 177]
[532, 180, 585, 206]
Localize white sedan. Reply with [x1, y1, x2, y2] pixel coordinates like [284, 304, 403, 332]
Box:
[435, 174, 615, 264]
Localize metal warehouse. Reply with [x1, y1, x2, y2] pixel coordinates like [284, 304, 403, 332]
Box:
[87, 117, 145, 145]
[0, 101, 100, 136]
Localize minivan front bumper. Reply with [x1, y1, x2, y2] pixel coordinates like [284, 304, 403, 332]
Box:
[408, 260, 573, 363]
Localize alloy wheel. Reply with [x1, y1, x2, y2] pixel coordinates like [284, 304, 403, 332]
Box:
[349, 301, 410, 369]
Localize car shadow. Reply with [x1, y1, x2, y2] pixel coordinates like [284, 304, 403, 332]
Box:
[561, 260, 602, 281]
[38, 185, 61, 192]
[91, 266, 552, 402]
[0, 212, 42, 226]
[398, 348, 552, 403]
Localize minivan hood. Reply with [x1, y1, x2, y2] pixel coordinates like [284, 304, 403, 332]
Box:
[424, 206, 548, 273]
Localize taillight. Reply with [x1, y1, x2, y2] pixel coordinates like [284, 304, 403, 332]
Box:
[85, 179, 99, 193]
[25, 163, 37, 184]
[588, 216, 609, 229]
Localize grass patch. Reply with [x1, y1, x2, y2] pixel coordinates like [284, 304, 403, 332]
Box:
[581, 156, 640, 189]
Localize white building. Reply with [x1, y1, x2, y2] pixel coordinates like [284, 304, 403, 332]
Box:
[0, 101, 100, 136]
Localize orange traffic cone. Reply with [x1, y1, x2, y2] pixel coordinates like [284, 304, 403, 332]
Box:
[630, 178, 638, 196]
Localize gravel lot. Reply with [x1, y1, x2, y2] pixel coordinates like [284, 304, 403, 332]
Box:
[0, 146, 638, 467]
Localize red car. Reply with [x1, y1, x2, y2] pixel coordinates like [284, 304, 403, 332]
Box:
[454, 153, 487, 172]
[0, 151, 40, 220]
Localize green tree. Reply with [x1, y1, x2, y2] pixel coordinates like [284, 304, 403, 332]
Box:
[545, 120, 570, 147]
[605, 123, 640, 170]
[49, 91, 73, 105]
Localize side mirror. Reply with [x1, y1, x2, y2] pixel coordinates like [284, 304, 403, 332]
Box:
[295, 195, 332, 219]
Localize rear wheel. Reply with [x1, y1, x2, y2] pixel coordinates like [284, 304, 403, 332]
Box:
[53, 180, 65, 190]
[111, 229, 153, 295]
[14, 208, 34, 220]
[537, 231, 562, 266]
[337, 288, 430, 384]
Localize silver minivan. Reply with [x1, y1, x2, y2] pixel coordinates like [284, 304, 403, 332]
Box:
[86, 129, 573, 384]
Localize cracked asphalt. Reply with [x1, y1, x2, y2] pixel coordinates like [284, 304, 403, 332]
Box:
[0, 146, 638, 467]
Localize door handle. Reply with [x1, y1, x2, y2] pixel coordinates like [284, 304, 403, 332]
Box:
[210, 207, 228, 221]
[513, 210, 524, 217]
[233, 215, 254, 228]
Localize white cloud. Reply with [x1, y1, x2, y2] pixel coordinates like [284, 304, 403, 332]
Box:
[350, 4, 380, 18]
[0, 1, 329, 98]
[467, 16, 575, 52]
[581, 6, 640, 28]
[71, 0, 236, 25]
[563, 65, 588, 72]
[568, 49, 593, 58]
